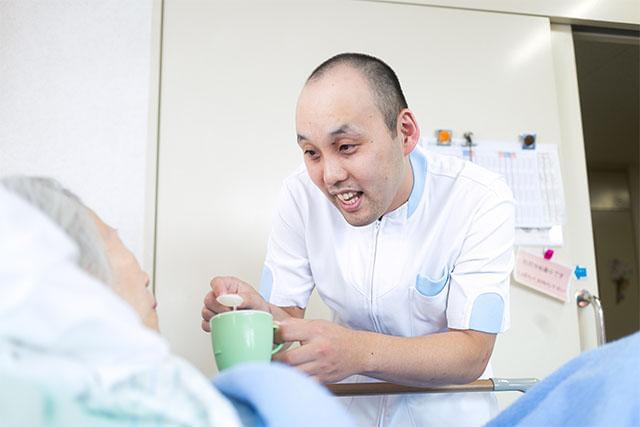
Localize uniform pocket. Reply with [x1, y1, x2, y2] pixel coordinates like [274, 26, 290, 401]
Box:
[415, 270, 449, 297]
[410, 269, 450, 335]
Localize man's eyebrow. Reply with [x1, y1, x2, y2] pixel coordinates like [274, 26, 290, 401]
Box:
[297, 124, 362, 144]
[329, 124, 362, 139]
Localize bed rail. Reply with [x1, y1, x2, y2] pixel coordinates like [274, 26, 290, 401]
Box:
[327, 378, 539, 397]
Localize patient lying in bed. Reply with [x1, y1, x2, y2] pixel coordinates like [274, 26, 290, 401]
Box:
[0, 176, 353, 427]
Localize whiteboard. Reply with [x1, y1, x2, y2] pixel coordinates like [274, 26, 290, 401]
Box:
[156, 0, 599, 408]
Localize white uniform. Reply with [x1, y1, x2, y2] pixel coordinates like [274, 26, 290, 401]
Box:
[260, 144, 515, 427]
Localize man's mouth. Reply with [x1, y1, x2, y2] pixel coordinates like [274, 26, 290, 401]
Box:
[335, 191, 363, 212]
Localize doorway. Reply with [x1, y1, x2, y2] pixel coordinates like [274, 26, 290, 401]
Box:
[573, 26, 640, 342]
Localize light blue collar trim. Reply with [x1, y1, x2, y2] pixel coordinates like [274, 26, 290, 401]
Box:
[407, 147, 427, 218]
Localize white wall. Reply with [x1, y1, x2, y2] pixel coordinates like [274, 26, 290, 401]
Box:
[380, 0, 640, 27]
[0, 0, 156, 267]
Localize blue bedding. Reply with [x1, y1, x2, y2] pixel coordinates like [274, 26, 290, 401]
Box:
[213, 362, 355, 427]
[488, 332, 640, 427]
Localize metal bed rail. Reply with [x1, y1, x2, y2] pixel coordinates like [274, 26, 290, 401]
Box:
[576, 289, 607, 346]
[327, 378, 539, 397]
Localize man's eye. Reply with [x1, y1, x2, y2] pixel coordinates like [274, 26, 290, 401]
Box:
[339, 144, 356, 153]
[304, 150, 317, 158]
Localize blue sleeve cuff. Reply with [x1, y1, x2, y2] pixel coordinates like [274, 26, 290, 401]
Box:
[258, 266, 273, 301]
[469, 293, 504, 333]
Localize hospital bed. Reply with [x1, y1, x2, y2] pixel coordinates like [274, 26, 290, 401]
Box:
[0, 371, 537, 427]
[214, 364, 540, 427]
[327, 378, 539, 396]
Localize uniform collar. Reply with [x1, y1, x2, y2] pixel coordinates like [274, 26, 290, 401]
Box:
[407, 146, 427, 219]
[379, 146, 427, 225]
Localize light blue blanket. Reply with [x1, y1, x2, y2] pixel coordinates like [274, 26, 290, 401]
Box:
[213, 362, 355, 427]
[1, 362, 355, 427]
[0, 373, 184, 427]
[488, 332, 640, 427]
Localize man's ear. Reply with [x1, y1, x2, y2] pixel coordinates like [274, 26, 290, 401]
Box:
[397, 109, 420, 155]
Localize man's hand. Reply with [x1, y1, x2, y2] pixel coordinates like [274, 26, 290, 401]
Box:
[201, 276, 269, 332]
[273, 318, 364, 384]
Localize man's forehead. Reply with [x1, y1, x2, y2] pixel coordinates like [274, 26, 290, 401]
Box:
[297, 72, 376, 117]
[303, 64, 368, 93]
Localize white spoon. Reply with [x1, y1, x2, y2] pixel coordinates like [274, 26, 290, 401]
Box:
[216, 293, 244, 311]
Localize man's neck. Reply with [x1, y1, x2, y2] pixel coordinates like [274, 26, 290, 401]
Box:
[385, 160, 414, 214]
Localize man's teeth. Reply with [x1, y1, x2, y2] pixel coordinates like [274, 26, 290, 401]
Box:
[337, 192, 359, 203]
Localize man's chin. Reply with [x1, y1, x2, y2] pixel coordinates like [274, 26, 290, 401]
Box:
[340, 210, 377, 227]
[329, 197, 378, 227]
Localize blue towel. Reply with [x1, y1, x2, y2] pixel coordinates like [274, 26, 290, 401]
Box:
[213, 362, 355, 427]
[488, 332, 640, 427]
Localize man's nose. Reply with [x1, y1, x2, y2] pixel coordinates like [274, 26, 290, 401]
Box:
[323, 158, 347, 187]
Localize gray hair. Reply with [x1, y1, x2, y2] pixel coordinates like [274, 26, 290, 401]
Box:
[0, 176, 112, 285]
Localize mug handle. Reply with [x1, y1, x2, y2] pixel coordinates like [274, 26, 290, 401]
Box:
[272, 324, 284, 355]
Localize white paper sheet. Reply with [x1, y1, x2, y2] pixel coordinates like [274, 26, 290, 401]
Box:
[424, 140, 566, 237]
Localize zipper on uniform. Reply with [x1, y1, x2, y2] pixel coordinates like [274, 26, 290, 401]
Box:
[377, 395, 387, 427]
[371, 220, 386, 427]
[369, 219, 382, 333]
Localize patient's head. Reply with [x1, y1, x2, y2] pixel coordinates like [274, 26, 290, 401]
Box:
[1, 176, 159, 331]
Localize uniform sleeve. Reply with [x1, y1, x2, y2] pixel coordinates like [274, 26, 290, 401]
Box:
[259, 181, 315, 308]
[446, 179, 515, 333]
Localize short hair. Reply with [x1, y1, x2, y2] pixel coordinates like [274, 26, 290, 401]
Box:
[307, 53, 408, 135]
[0, 176, 111, 284]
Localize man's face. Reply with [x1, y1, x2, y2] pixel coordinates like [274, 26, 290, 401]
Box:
[296, 66, 409, 226]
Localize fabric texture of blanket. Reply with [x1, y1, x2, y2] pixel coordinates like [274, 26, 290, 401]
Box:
[488, 331, 640, 427]
[214, 362, 356, 427]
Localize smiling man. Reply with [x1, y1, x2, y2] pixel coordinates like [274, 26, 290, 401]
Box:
[202, 53, 515, 427]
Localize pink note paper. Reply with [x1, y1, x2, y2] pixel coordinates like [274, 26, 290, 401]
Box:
[514, 250, 572, 302]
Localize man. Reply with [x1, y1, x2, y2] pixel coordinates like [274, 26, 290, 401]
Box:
[202, 53, 515, 426]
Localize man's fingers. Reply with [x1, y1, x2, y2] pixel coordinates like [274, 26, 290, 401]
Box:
[203, 292, 231, 315]
[201, 306, 216, 322]
[272, 345, 316, 367]
[276, 318, 312, 343]
[291, 360, 324, 380]
[203, 290, 217, 307]
[208, 276, 269, 311]
[300, 363, 322, 378]
[237, 291, 268, 311]
[274, 354, 326, 382]
[209, 276, 240, 295]
[201, 319, 211, 332]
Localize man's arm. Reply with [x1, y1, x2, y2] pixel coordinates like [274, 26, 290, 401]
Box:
[274, 319, 495, 386]
[356, 328, 495, 386]
[269, 304, 304, 321]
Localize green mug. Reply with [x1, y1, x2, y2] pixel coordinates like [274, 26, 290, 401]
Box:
[210, 309, 284, 371]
